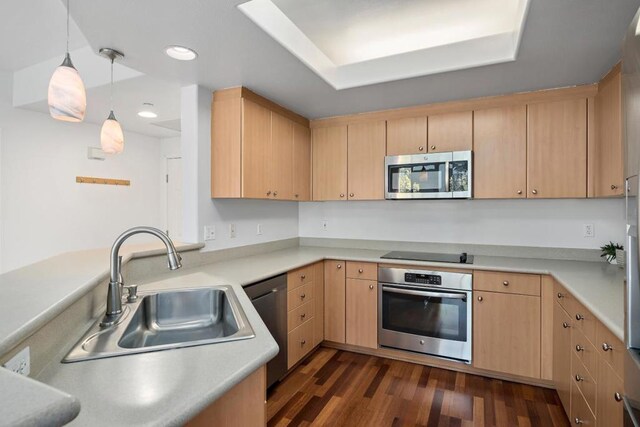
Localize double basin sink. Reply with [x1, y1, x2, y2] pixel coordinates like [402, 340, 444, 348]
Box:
[64, 285, 255, 362]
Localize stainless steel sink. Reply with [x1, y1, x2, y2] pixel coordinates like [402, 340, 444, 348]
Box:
[63, 286, 255, 362]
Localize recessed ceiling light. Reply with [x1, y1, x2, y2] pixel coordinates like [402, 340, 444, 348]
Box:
[137, 103, 158, 119]
[165, 45, 198, 61]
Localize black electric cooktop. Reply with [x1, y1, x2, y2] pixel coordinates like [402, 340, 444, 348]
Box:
[380, 251, 474, 264]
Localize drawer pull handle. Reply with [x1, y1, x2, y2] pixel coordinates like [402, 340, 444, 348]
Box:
[431, 145, 436, 150]
[369, 284, 374, 290]
[502, 281, 509, 286]
[562, 322, 570, 328]
[575, 345, 584, 352]
[574, 418, 583, 425]
[301, 340, 306, 345]
[557, 292, 565, 299]
[477, 296, 483, 302]
[358, 268, 364, 273]
[575, 374, 584, 382]
[602, 342, 613, 351]
[419, 146, 424, 151]
[576, 313, 584, 321]
[337, 264, 342, 269]
[301, 313, 306, 319]
[301, 274, 306, 280]
[517, 190, 522, 195]
[615, 392, 623, 402]
[300, 293, 306, 299]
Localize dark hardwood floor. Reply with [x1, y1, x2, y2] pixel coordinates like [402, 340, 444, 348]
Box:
[267, 348, 570, 427]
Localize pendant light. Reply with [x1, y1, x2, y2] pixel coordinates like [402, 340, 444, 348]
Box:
[47, 0, 86, 122]
[99, 48, 125, 154]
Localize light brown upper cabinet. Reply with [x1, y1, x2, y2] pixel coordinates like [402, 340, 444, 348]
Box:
[591, 64, 624, 197]
[312, 126, 348, 201]
[211, 87, 310, 200]
[427, 111, 472, 153]
[386, 116, 427, 155]
[347, 121, 386, 200]
[292, 123, 311, 201]
[527, 98, 587, 198]
[474, 105, 527, 198]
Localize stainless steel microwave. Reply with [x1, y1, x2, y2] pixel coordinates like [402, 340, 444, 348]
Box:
[385, 151, 472, 199]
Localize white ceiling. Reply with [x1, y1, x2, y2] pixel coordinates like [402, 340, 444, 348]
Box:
[238, 0, 529, 89]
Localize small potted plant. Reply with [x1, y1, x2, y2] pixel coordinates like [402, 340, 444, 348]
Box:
[600, 242, 624, 265]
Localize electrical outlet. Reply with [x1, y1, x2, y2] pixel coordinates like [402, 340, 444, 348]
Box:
[257, 224, 263, 235]
[3, 347, 30, 376]
[583, 224, 595, 238]
[322, 220, 328, 232]
[229, 223, 236, 238]
[204, 225, 216, 241]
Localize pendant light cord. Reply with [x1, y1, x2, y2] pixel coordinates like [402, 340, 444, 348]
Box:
[66, 0, 70, 54]
[110, 58, 114, 111]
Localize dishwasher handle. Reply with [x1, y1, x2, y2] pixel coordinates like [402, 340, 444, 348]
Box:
[250, 287, 281, 302]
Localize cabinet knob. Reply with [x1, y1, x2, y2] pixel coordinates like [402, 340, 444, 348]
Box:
[300, 293, 306, 299]
[430, 145, 436, 150]
[574, 418, 584, 425]
[477, 296, 483, 302]
[349, 193, 354, 197]
[615, 392, 623, 402]
[266, 190, 272, 196]
[563, 322, 570, 328]
[358, 268, 364, 273]
[369, 284, 374, 290]
[295, 194, 299, 198]
[557, 292, 565, 299]
[337, 264, 342, 269]
[301, 274, 306, 280]
[575, 374, 584, 382]
[575, 345, 584, 352]
[502, 281, 509, 286]
[517, 190, 522, 195]
[273, 191, 278, 197]
[602, 342, 613, 351]
[611, 184, 618, 190]
[340, 193, 345, 198]
[532, 189, 538, 195]
[300, 313, 306, 319]
[576, 313, 584, 321]
[419, 146, 424, 151]
[301, 340, 306, 345]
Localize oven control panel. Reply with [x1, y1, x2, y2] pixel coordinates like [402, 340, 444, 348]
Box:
[404, 273, 441, 286]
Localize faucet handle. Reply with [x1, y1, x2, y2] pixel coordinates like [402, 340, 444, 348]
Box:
[124, 284, 138, 303]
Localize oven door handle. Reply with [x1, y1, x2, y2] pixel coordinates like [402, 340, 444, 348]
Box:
[381, 286, 467, 300]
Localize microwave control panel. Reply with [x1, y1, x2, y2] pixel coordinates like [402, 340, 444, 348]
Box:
[404, 273, 441, 286]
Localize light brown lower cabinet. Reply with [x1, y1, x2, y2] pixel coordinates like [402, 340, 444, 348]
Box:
[596, 356, 624, 426]
[186, 365, 266, 427]
[345, 278, 378, 349]
[571, 380, 596, 426]
[553, 301, 573, 412]
[313, 261, 325, 347]
[324, 260, 346, 343]
[473, 290, 541, 378]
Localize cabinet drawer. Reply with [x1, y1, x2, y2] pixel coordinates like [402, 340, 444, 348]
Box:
[474, 271, 540, 296]
[596, 321, 624, 376]
[346, 261, 377, 281]
[287, 264, 314, 290]
[553, 281, 574, 313]
[287, 318, 314, 369]
[287, 282, 313, 311]
[572, 299, 597, 347]
[597, 357, 624, 426]
[571, 381, 596, 427]
[288, 300, 314, 332]
[572, 351, 597, 415]
[572, 326, 598, 378]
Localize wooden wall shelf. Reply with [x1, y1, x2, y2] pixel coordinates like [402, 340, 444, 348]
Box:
[76, 176, 130, 186]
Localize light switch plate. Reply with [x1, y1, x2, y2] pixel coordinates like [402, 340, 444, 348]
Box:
[3, 347, 30, 376]
[229, 223, 236, 238]
[204, 225, 216, 241]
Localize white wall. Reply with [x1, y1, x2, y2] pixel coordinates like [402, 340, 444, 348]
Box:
[159, 136, 181, 234]
[299, 199, 626, 249]
[180, 85, 299, 250]
[0, 71, 164, 272]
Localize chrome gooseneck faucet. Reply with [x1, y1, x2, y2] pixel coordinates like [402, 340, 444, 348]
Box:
[100, 226, 182, 327]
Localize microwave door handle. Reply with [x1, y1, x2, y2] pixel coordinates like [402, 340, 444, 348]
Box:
[382, 286, 467, 300]
[445, 160, 451, 193]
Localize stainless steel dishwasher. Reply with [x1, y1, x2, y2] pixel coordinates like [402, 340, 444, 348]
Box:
[245, 274, 287, 388]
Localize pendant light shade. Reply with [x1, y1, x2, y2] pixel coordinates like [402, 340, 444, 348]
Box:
[48, 0, 86, 122]
[100, 111, 124, 154]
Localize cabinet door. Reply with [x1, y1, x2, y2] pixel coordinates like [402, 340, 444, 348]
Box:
[474, 291, 541, 378]
[427, 111, 472, 153]
[386, 117, 427, 155]
[312, 126, 348, 201]
[596, 356, 624, 426]
[592, 67, 624, 197]
[313, 262, 324, 347]
[347, 121, 386, 200]
[553, 302, 572, 415]
[270, 113, 293, 200]
[292, 122, 311, 201]
[474, 105, 527, 198]
[324, 260, 346, 343]
[345, 279, 378, 349]
[527, 99, 587, 198]
[242, 99, 271, 199]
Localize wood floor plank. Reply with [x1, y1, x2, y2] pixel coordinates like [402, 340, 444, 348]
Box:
[267, 349, 568, 427]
